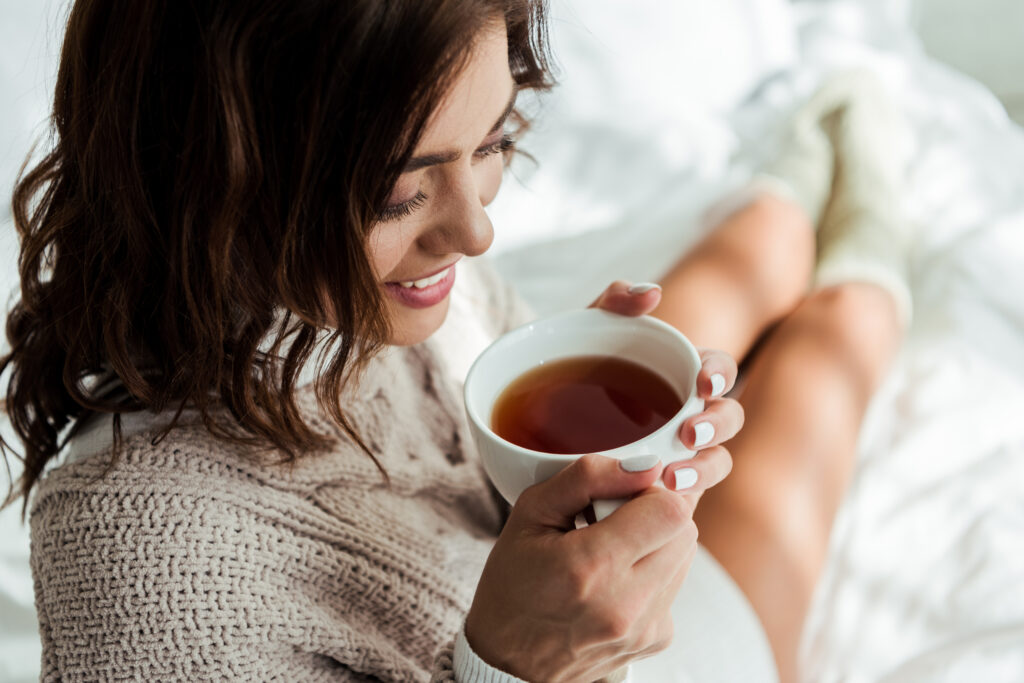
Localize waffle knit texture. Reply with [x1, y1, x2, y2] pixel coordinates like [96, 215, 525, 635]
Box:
[761, 69, 915, 325]
[29, 260, 530, 682]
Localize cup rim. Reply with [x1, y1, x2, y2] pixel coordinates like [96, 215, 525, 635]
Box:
[463, 309, 703, 461]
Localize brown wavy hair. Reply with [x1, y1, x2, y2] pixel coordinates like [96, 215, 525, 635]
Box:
[2, 0, 551, 511]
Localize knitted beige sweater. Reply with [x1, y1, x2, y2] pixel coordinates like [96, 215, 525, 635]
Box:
[29, 261, 528, 682]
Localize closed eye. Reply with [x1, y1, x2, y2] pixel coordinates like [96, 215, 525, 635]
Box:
[473, 134, 515, 160]
[379, 134, 515, 222]
[378, 190, 428, 222]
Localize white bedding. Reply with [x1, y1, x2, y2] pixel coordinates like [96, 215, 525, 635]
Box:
[2, 1, 1023, 681]
[485, 1, 1024, 681]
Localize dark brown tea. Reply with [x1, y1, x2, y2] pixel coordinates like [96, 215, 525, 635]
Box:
[491, 355, 683, 454]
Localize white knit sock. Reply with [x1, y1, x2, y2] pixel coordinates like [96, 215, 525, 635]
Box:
[701, 79, 847, 228]
[706, 72, 914, 325]
[811, 70, 915, 327]
[750, 73, 870, 226]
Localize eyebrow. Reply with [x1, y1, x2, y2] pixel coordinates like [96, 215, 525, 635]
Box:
[403, 87, 518, 173]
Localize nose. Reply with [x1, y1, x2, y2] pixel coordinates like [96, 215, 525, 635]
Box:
[418, 163, 495, 257]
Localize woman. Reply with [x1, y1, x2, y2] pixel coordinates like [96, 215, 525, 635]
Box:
[2, 0, 908, 681]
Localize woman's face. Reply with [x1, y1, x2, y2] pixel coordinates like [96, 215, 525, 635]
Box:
[369, 23, 515, 346]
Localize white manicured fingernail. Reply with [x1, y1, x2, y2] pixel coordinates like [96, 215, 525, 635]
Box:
[620, 454, 660, 472]
[710, 373, 726, 397]
[674, 468, 699, 491]
[693, 422, 715, 448]
[627, 282, 661, 295]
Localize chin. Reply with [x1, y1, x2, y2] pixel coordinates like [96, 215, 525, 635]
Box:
[385, 297, 452, 346]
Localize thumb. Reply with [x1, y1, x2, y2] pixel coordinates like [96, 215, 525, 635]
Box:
[589, 281, 663, 317]
[514, 453, 663, 530]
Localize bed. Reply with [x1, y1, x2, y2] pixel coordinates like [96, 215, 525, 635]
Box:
[3, 1, 1023, 681]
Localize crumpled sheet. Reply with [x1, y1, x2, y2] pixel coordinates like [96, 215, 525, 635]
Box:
[486, 2, 1024, 681]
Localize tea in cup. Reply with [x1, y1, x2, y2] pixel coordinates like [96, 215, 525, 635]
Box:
[464, 309, 704, 520]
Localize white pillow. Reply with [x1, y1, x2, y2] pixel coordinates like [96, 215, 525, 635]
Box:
[489, 0, 797, 254]
[488, 0, 798, 311]
[545, 0, 797, 117]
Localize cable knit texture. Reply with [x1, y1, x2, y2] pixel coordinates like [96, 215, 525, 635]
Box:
[29, 259, 528, 682]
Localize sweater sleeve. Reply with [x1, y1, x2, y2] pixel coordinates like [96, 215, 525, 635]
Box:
[29, 471, 449, 682]
[431, 623, 530, 683]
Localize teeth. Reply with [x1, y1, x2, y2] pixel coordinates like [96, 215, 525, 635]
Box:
[397, 267, 449, 289]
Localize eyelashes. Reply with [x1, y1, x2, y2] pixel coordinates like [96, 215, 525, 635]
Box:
[378, 134, 516, 223]
[475, 133, 516, 158]
[378, 190, 428, 222]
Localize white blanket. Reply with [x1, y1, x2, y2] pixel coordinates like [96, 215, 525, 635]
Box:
[484, 2, 1024, 682]
[2, 1, 1023, 681]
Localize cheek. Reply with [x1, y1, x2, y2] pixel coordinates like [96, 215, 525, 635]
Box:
[477, 157, 505, 206]
[367, 224, 413, 280]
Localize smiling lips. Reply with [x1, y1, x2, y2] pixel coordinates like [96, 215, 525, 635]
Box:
[384, 263, 457, 309]
[397, 269, 450, 289]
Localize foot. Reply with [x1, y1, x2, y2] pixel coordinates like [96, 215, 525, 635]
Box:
[811, 70, 915, 327]
[751, 73, 858, 226]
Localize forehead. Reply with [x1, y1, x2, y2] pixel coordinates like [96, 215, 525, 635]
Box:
[415, 24, 514, 151]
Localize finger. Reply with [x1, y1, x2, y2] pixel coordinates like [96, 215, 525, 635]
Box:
[696, 348, 738, 399]
[629, 512, 698, 574]
[600, 537, 694, 667]
[515, 453, 662, 531]
[661, 445, 733, 494]
[628, 519, 698, 623]
[589, 280, 663, 317]
[582, 486, 694, 564]
[676, 397, 744, 450]
[646, 537, 699, 620]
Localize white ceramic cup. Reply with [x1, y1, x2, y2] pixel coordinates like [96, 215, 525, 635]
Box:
[464, 309, 705, 521]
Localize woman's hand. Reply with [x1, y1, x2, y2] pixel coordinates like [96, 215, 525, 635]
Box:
[462, 280, 743, 681]
[465, 454, 705, 682]
[590, 280, 743, 498]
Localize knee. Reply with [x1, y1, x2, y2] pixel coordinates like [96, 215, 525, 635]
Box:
[803, 283, 902, 347]
[789, 283, 903, 393]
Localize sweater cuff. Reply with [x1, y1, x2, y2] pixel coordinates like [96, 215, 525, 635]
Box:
[454, 621, 528, 683]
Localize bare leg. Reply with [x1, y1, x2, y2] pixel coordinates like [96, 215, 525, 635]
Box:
[693, 283, 903, 683]
[652, 72, 909, 681]
[653, 193, 816, 361]
[653, 193, 903, 680]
